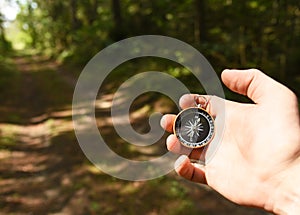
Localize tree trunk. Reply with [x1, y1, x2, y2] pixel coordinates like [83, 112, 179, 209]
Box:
[194, 0, 206, 44]
[70, 0, 80, 30]
[111, 0, 124, 40]
[86, 0, 99, 25]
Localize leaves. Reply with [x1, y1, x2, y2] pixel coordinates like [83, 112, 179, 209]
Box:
[0, 0, 298, 92]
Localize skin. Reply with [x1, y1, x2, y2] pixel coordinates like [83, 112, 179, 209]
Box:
[160, 69, 300, 214]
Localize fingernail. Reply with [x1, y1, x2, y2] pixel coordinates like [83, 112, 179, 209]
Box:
[160, 115, 166, 129]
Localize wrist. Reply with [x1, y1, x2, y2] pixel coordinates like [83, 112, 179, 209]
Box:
[265, 159, 300, 214]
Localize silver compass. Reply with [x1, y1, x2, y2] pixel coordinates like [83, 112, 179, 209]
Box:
[173, 107, 215, 148]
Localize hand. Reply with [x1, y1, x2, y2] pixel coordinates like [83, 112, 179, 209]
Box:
[160, 69, 300, 214]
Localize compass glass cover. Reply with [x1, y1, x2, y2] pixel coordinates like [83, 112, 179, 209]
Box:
[174, 108, 214, 148]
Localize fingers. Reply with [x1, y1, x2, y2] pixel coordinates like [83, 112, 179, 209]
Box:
[166, 134, 204, 159]
[160, 115, 192, 156]
[161, 95, 221, 128]
[160, 115, 192, 155]
[179, 94, 221, 117]
[179, 94, 198, 109]
[160, 114, 176, 133]
[221, 69, 291, 104]
[174, 155, 207, 184]
[166, 134, 191, 154]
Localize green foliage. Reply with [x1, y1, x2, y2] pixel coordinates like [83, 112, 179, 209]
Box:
[0, 125, 17, 149]
[0, 11, 12, 55]
[10, 0, 300, 95]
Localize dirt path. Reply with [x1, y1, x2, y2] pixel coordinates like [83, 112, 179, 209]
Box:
[0, 55, 88, 214]
[0, 54, 268, 214]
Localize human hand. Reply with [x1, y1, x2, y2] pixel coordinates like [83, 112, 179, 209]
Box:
[160, 69, 300, 214]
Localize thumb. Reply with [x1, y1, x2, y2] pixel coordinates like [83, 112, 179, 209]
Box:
[221, 69, 287, 104]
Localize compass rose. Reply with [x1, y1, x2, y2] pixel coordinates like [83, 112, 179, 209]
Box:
[184, 117, 204, 141]
[173, 107, 215, 148]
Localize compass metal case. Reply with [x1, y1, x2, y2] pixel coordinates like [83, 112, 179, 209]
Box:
[173, 107, 215, 148]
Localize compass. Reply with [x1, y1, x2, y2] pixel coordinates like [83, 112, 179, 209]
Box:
[173, 106, 215, 148]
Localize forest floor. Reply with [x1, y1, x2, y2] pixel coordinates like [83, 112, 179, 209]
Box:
[0, 53, 269, 215]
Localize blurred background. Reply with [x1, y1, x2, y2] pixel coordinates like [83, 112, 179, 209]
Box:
[0, 0, 299, 214]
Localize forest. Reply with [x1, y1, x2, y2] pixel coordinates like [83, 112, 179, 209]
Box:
[0, 0, 299, 214]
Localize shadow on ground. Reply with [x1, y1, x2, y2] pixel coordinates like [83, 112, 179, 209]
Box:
[0, 54, 268, 214]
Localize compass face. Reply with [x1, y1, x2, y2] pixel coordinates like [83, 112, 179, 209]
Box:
[174, 107, 215, 148]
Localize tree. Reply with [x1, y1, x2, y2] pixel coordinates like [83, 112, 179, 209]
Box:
[0, 11, 11, 54]
[111, 0, 125, 40]
[194, 0, 206, 44]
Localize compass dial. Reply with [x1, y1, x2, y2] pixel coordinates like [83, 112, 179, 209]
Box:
[174, 107, 215, 148]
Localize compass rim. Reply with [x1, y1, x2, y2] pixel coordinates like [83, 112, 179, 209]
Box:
[173, 107, 215, 149]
